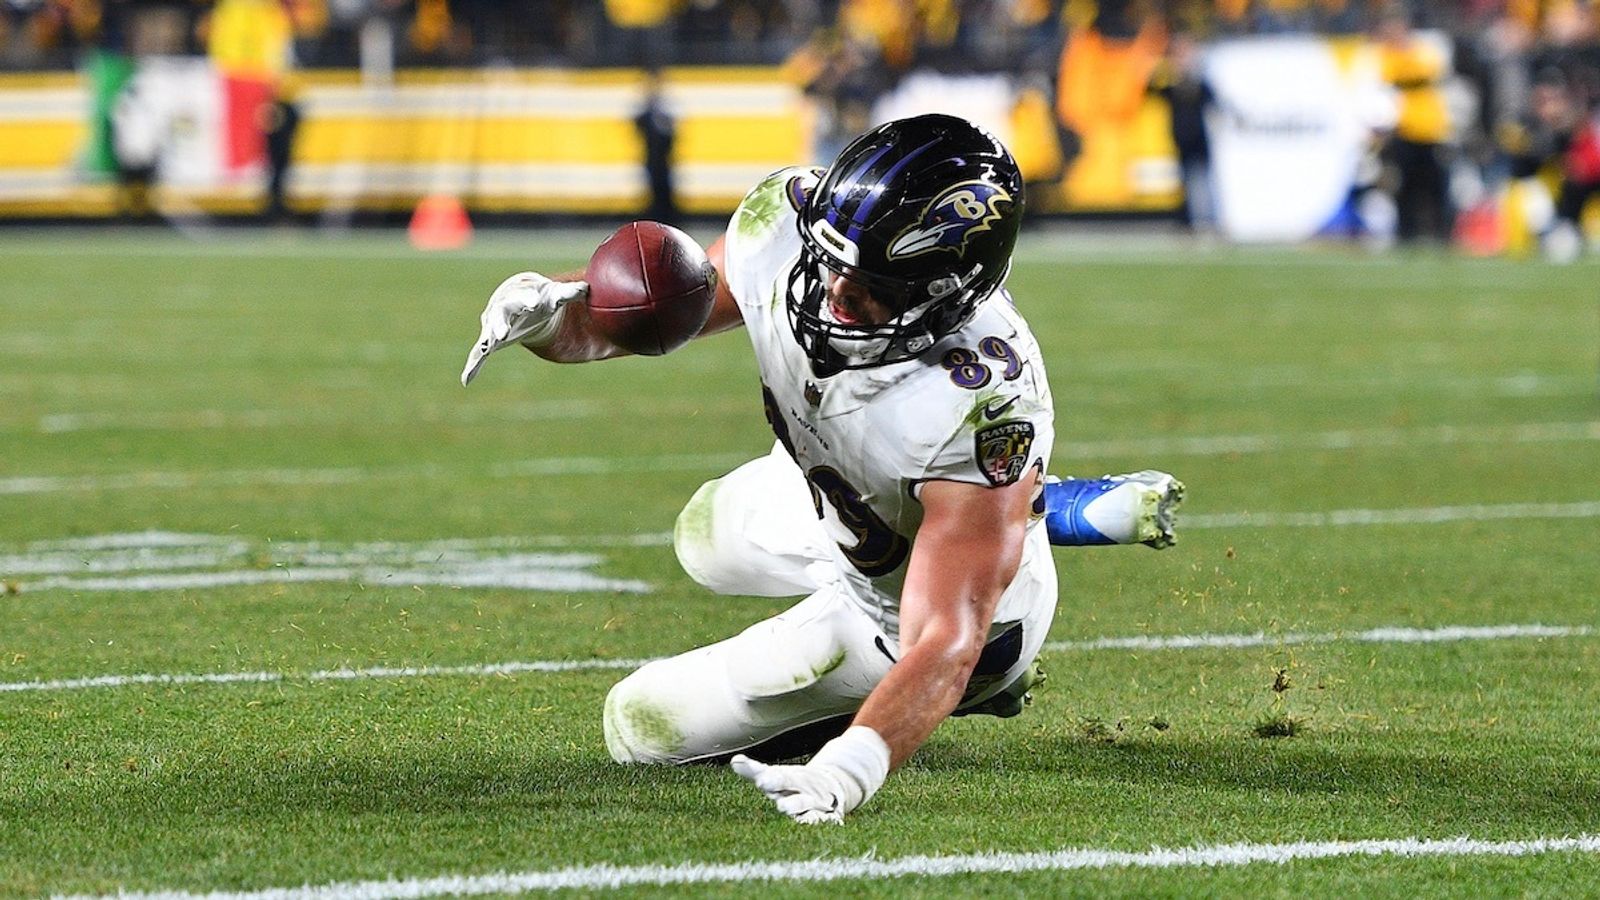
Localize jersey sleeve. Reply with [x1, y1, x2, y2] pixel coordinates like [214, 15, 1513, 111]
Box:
[912, 317, 1055, 491]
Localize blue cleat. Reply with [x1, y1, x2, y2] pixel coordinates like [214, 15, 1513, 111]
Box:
[1044, 470, 1185, 549]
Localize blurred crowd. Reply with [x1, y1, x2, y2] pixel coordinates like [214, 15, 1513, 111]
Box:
[5, 1, 1592, 74]
[1, 0, 1597, 252]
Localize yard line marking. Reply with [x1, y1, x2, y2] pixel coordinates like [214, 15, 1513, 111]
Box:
[488, 453, 749, 477]
[1057, 420, 1600, 459]
[0, 466, 429, 494]
[1042, 623, 1591, 653]
[22, 531, 240, 551]
[33, 399, 606, 434]
[0, 453, 749, 495]
[4, 624, 1585, 695]
[1, 532, 653, 595]
[20, 561, 650, 595]
[10, 378, 1588, 438]
[11, 530, 674, 556]
[0, 546, 255, 576]
[16, 491, 1599, 572]
[6, 495, 1600, 591]
[1185, 501, 1600, 529]
[7, 420, 1597, 493]
[53, 833, 1600, 898]
[0, 658, 656, 694]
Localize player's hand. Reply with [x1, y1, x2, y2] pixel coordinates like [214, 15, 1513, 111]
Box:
[460, 272, 588, 386]
[730, 754, 851, 825]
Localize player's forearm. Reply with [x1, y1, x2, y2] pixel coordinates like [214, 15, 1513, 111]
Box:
[857, 484, 1027, 769]
[852, 627, 985, 768]
[525, 299, 632, 364]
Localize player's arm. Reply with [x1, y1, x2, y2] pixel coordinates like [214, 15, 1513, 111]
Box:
[853, 475, 1032, 763]
[531, 234, 743, 362]
[732, 473, 1035, 823]
[460, 233, 742, 384]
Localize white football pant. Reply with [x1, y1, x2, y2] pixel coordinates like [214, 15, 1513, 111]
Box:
[603, 444, 1057, 764]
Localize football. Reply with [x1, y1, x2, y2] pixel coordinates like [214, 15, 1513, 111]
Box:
[585, 221, 718, 356]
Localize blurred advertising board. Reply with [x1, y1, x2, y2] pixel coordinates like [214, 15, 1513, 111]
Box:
[1205, 37, 1383, 242]
[0, 65, 809, 217]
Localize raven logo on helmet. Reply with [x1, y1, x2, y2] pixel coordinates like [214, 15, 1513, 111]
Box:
[886, 180, 1014, 261]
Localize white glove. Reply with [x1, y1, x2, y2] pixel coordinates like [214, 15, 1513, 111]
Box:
[730, 726, 891, 825]
[460, 272, 589, 386]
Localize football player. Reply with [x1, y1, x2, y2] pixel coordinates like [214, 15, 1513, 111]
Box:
[461, 114, 1183, 824]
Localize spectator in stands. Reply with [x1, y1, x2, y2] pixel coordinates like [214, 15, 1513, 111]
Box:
[1376, 5, 1455, 243]
[1531, 0, 1600, 117]
[262, 73, 301, 223]
[1518, 65, 1600, 262]
[605, 0, 678, 67]
[633, 68, 679, 227]
[1502, 68, 1575, 182]
[1478, 11, 1537, 160]
[1151, 31, 1216, 231]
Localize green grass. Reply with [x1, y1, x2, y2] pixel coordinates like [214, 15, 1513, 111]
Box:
[2, 230, 1599, 897]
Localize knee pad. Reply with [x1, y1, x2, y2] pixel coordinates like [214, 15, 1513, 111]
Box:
[602, 666, 687, 765]
[673, 477, 722, 591]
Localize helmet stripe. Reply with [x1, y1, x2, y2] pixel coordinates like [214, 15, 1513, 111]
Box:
[842, 138, 942, 241]
[823, 141, 897, 236]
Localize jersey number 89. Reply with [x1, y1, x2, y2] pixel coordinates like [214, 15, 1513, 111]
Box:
[762, 386, 911, 578]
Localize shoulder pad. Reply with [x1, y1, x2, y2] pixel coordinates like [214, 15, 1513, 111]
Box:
[734, 166, 822, 240]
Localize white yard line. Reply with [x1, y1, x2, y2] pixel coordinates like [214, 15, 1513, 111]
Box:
[1041, 623, 1591, 653]
[0, 466, 427, 495]
[11, 382, 1589, 438]
[0, 453, 749, 495]
[6, 420, 1596, 492]
[5, 496, 1600, 594]
[4, 624, 1586, 695]
[1056, 420, 1600, 458]
[1184, 501, 1600, 529]
[51, 833, 1600, 898]
[33, 399, 605, 434]
[0, 658, 655, 694]
[12, 531, 673, 555]
[0, 532, 655, 596]
[20, 562, 650, 595]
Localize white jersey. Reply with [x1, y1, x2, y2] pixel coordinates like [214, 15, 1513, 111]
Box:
[721, 167, 1056, 633]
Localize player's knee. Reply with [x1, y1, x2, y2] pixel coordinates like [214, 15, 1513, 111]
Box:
[673, 477, 725, 592]
[603, 666, 689, 765]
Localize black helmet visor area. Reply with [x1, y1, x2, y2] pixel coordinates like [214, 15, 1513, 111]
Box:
[785, 241, 985, 374]
[796, 229, 919, 316]
[785, 252, 919, 373]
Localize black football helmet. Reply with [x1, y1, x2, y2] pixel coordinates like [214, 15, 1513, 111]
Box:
[787, 113, 1024, 373]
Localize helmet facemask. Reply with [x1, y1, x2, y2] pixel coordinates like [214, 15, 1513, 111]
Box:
[786, 236, 992, 374]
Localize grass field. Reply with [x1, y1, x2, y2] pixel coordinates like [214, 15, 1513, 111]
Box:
[2, 229, 1598, 897]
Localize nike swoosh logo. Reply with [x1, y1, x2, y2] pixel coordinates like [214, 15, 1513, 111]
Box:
[982, 396, 1020, 421]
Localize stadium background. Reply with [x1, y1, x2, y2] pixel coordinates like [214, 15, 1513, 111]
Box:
[0, 0, 1597, 256]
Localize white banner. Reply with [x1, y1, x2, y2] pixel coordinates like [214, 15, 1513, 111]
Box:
[1205, 38, 1392, 242]
[113, 56, 225, 188]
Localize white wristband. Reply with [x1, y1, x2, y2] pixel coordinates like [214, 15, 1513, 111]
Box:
[810, 726, 892, 814]
[517, 302, 569, 350]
